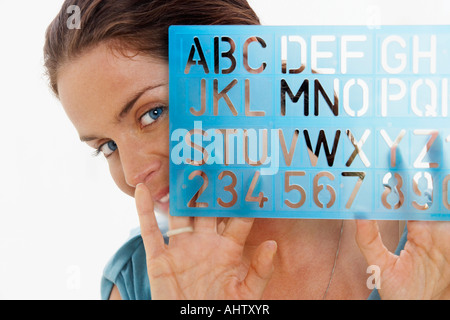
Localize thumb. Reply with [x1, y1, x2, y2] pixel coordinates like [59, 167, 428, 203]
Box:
[241, 240, 277, 298]
[355, 220, 396, 271]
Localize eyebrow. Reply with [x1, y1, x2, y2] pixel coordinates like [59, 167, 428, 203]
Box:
[79, 83, 167, 142]
[117, 83, 167, 120]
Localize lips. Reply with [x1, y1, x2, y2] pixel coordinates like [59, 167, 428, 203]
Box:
[154, 189, 170, 214]
[153, 186, 170, 211]
[158, 193, 170, 203]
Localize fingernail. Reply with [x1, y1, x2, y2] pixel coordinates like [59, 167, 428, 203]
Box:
[266, 240, 277, 257]
[136, 183, 146, 192]
[135, 183, 146, 197]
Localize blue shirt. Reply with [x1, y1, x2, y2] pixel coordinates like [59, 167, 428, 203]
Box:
[100, 220, 408, 300]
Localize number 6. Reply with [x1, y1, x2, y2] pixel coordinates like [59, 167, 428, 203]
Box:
[313, 172, 336, 208]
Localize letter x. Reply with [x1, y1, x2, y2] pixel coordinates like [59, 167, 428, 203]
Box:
[346, 129, 371, 167]
[247, 305, 255, 314]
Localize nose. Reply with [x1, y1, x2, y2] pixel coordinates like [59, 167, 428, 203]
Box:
[118, 138, 162, 188]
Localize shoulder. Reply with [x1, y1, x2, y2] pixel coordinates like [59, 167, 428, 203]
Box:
[101, 216, 169, 300]
[100, 227, 149, 300]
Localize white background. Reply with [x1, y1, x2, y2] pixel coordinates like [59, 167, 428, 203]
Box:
[0, 0, 448, 300]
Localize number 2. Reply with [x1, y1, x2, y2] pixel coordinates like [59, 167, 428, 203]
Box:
[187, 170, 209, 208]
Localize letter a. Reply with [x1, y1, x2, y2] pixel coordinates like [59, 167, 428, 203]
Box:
[66, 5, 81, 29]
[185, 37, 210, 74]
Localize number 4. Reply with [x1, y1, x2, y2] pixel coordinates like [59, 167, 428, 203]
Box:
[245, 171, 268, 208]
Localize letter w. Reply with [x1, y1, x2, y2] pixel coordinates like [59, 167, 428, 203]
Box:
[303, 130, 341, 166]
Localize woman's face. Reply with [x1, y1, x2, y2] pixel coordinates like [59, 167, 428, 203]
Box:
[57, 44, 170, 214]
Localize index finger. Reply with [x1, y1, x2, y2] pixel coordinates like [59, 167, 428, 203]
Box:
[135, 183, 166, 259]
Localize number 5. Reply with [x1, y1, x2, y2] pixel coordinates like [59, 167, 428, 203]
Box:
[284, 171, 306, 208]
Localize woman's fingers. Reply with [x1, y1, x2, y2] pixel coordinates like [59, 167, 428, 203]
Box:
[194, 216, 217, 233]
[222, 217, 255, 247]
[135, 183, 165, 259]
[168, 214, 193, 231]
[241, 240, 277, 298]
[355, 220, 396, 271]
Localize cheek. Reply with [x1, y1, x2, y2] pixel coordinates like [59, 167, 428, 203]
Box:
[157, 118, 170, 154]
[108, 160, 135, 197]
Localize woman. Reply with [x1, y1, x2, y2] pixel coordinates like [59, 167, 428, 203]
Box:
[44, 0, 450, 300]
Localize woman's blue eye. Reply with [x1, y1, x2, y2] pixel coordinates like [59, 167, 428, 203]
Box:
[140, 106, 165, 127]
[99, 140, 117, 157]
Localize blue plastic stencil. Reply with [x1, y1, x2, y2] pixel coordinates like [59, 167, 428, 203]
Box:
[169, 25, 450, 221]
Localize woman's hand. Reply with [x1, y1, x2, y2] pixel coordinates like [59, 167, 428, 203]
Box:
[356, 219, 450, 299]
[135, 183, 277, 300]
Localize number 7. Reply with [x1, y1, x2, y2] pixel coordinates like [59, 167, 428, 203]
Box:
[341, 172, 365, 209]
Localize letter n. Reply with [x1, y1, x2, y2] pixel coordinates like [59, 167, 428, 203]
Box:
[314, 79, 338, 116]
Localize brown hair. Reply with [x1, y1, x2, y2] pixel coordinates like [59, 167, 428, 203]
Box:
[43, 0, 260, 96]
